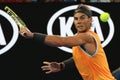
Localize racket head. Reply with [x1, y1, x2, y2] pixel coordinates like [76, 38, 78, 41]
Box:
[4, 6, 26, 29]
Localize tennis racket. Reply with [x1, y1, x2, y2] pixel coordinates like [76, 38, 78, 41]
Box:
[4, 6, 26, 29]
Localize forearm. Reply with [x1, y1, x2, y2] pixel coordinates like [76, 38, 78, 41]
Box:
[33, 32, 62, 46]
[33, 32, 78, 47]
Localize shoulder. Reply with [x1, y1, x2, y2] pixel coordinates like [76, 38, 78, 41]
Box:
[76, 32, 94, 42]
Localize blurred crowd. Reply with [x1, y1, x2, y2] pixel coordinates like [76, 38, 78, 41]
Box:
[0, 0, 119, 2]
[42, 0, 120, 2]
[0, 0, 37, 2]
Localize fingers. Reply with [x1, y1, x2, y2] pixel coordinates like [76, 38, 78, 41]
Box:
[43, 61, 51, 65]
[19, 32, 26, 37]
[41, 65, 50, 71]
[45, 70, 52, 74]
[19, 27, 33, 37]
[41, 61, 51, 71]
[19, 27, 27, 36]
[41, 62, 52, 74]
[19, 27, 29, 33]
[41, 65, 57, 74]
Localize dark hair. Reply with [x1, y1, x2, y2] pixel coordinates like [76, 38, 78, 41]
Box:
[74, 4, 92, 18]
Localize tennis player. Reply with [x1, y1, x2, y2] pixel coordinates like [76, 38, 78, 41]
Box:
[19, 4, 116, 80]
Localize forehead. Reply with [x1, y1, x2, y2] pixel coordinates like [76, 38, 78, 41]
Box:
[74, 12, 87, 17]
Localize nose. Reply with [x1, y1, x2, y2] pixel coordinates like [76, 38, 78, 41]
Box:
[77, 19, 81, 24]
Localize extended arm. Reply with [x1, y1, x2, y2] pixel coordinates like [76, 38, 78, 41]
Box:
[19, 27, 96, 55]
[19, 27, 87, 47]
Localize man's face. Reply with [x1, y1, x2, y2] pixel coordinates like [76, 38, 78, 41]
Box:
[74, 12, 92, 33]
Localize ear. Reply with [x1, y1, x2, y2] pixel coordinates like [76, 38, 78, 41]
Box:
[89, 17, 93, 28]
[89, 17, 92, 23]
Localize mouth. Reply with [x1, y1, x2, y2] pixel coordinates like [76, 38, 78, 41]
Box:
[77, 25, 83, 29]
[76, 25, 85, 32]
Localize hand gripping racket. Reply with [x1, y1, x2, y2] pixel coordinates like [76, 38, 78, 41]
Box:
[4, 6, 26, 29]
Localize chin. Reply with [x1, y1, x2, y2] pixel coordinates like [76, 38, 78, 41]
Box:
[78, 30, 87, 33]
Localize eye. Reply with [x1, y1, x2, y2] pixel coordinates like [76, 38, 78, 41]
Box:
[74, 17, 78, 20]
[80, 15, 86, 20]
